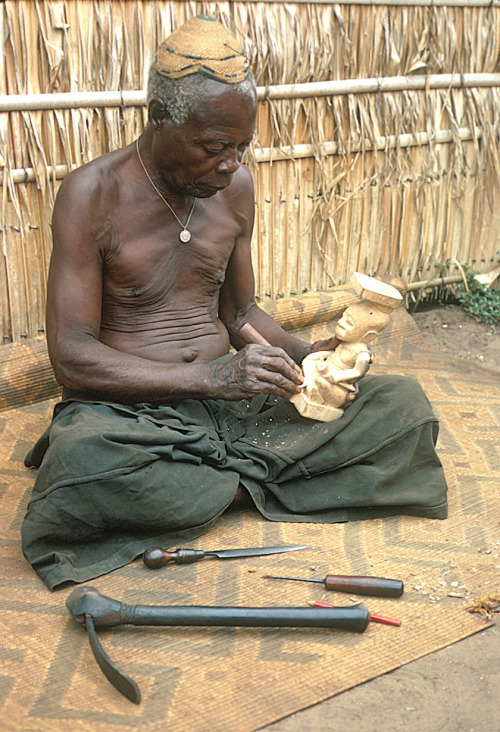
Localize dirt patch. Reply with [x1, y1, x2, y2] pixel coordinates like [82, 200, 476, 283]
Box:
[411, 301, 500, 376]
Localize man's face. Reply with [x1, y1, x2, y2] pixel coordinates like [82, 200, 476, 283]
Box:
[153, 82, 257, 198]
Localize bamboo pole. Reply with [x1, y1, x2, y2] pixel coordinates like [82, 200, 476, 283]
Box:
[238, 0, 500, 6]
[0, 127, 483, 185]
[0, 90, 146, 112]
[406, 275, 463, 291]
[1, 73, 499, 111]
[260, 74, 500, 101]
[253, 127, 481, 162]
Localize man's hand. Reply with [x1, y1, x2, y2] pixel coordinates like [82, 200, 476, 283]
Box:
[302, 336, 341, 361]
[344, 382, 359, 407]
[211, 344, 304, 400]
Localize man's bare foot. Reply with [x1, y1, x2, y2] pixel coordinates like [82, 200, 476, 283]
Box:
[231, 485, 253, 508]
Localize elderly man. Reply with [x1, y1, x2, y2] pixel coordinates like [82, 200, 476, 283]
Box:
[22, 16, 448, 590]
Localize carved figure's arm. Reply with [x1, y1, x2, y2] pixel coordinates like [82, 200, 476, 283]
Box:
[328, 351, 372, 384]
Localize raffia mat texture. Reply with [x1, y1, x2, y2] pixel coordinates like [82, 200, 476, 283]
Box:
[1, 308, 498, 732]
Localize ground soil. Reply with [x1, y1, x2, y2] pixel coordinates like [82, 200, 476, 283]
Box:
[411, 301, 500, 376]
[263, 623, 498, 732]
[412, 304, 500, 374]
[261, 303, 499, 732]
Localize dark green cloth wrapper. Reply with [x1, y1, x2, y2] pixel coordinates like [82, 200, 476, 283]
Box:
[22, 375, 448, 590]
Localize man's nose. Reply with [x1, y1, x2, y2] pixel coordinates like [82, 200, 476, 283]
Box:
[216, 149, 240, 174]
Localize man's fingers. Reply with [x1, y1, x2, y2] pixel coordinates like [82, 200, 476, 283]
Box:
[214, 345, 304, 400]
[246, 345, 303, 384]
[247, 362, 301, 397]
[263, 357, 303, 384]
[306, 336, 340, 357]
[259, 369, 302, 396]
[343, 383, 360, 408]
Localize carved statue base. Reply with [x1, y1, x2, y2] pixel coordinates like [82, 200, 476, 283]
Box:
[289, 388, 345, 422]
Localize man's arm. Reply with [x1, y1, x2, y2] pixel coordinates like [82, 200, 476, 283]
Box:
[218, 171, 338, 364]
[47, 169, 221, 401]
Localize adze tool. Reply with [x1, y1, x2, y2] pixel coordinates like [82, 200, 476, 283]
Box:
[66, 585, 370, 704]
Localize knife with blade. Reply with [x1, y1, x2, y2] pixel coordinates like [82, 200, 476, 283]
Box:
[143, 544, 308, 569]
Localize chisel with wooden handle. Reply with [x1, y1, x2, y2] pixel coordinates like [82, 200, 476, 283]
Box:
[265, 573, 404, 598]
[143, 543, 308, 569]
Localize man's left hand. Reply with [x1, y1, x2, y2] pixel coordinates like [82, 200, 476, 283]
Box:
[302, 336, 341, 362]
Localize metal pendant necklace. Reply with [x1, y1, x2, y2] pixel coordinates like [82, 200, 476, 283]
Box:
[136, 139, 195, 243]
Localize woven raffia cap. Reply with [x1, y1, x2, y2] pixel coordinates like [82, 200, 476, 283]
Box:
[155, 15, 250, 84]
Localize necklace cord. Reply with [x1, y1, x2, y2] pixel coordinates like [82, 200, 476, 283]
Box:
[136, 139, 195, 239]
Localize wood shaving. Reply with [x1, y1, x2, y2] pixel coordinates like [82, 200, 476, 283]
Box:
[466, 594, 500, 618]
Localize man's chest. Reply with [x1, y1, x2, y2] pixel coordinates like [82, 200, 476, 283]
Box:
[101, 221, 236, 302]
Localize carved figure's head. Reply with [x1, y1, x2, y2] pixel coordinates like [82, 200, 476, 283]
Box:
[335, 301, 390, 343]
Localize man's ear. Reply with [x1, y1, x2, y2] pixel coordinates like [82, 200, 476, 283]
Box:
[148, 96, 170, 130]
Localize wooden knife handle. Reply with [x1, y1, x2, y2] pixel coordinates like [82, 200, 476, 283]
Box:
[324, 574, 404, 597]
[142, 547, 205, 568]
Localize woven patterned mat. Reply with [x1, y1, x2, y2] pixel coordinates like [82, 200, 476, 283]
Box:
[1, 310, 498, 731]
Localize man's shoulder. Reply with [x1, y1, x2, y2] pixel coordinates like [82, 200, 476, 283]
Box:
[234, 163, 254, 189]
[58, 145, 132, 203]
[223, 163, 254, 198]
[217, 164, 254, 217]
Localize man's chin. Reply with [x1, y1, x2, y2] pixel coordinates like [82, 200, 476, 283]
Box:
[193, 188, 221, 198]
[191, 180, 232, 197]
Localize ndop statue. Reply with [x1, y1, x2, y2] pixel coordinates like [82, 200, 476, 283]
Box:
[290, 272, 404, 422]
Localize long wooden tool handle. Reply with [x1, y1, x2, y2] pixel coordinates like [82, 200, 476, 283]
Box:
[67, 586, 370, 633]
[68, 587, 369, 705]
[122, 604, 370, 633]
[324, 575, 404, 598]
[238, 322, 272, 346]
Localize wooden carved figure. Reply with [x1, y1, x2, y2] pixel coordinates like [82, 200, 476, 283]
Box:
[290, 272, 404, 421]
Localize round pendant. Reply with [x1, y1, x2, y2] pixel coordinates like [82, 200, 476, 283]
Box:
[179, 229, 191, 243]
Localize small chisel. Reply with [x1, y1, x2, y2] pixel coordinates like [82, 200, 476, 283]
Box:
[265, 573, 404, 598]
[143, 544, 308, 569]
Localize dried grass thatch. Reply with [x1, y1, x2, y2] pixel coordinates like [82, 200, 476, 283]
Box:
[1, 1, 499, 342]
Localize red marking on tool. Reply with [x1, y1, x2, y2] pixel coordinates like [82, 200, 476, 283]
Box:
[308, 600, 401, 626]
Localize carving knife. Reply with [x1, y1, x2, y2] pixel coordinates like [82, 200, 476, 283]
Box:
[143, 544, 308, 569]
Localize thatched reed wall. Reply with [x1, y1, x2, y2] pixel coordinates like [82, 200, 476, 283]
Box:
[1, 0, 499, 343]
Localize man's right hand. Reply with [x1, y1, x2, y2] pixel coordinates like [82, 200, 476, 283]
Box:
[211, 344, 304, 400]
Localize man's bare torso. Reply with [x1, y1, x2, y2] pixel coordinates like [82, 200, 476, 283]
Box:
[46, 81, 305, 403]
[91, 146, 248, 364]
